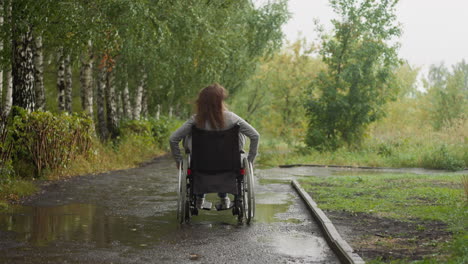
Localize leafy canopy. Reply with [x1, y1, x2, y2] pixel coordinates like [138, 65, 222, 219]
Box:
[305, 0, 401, 150]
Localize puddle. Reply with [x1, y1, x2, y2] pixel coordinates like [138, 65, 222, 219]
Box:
[0, 188, 305, 247]
[0, 203, 179, 247]
[331, 170, 405, 176]
[269, 231, 330, 260]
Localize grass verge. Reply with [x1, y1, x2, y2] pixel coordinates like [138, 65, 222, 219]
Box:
[0, 137, 165, 212]
[299, 172, 467, 263]
[0, 180, 38, 210]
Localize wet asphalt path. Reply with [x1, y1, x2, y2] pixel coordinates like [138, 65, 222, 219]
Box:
[0, 156, 340, 264]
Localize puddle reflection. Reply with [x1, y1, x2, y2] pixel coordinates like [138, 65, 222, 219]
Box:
[0, 204, 179, 247]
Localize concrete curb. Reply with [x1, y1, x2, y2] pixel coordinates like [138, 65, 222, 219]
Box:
[291, 180, 365, 264]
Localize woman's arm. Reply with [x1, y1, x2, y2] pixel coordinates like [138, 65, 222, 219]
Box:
[234, 114, 260, 163]
[169, 117, 195, 163]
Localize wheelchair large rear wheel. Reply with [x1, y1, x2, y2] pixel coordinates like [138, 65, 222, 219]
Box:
[243, 160, 255, 224]
[177, 165, 185, 223]
[177, 161, 191, 223]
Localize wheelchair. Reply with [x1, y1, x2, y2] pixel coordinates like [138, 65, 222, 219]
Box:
[177, 125, 255, 224]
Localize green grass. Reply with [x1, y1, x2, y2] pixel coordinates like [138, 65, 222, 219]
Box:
[0, 180, 38, 211]
[257, 140, 467, 171]
[299, 173, 467, 263]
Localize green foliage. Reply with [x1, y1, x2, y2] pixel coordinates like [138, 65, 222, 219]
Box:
[150, 0, 289, 116]
[421, 144, 465, 171]
[0, 179, 38, 211]
[231, 40, 323, 144]
[425, 61, 468, 130]
[304, 0, 401, 150]
[119, 117, 171, 149]
[10, 107, 94, 178]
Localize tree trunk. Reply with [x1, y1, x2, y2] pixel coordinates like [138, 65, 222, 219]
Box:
[2, 0, 12, 116]
[156, 104, 160, 120]
[12, 24, 35, 112]
[117, 90, 123, 123]
[57, 50, 65, 111]
[3, 70, 12, 116]
[96, 67, 108, 140]
[105, 66, 118, 139]
[141, 85, 148, 119]
[133, 71, 146, 120]
[0, 0, 4, 110]
[33, 35, 45, 110]
[64, 54, 72, 113]
[123, 81, 131, 119]
[80, 40, 94, 116]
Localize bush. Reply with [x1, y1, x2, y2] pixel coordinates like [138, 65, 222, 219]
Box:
[119, 117, 171, 149]
[422, 144, 466, 171]
[10, 107, 94, 178]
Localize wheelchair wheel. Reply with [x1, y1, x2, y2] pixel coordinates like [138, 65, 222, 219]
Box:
[242, 159, 255, 224]
[177, 164, 185, 223]
[177, 159, 191, 224]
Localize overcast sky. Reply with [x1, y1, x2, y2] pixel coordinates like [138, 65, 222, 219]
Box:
[281, 0, 468, 68]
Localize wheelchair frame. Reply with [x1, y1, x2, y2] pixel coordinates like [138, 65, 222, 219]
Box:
[177, 154, 255, 224]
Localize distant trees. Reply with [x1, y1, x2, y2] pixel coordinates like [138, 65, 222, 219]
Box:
[304, 0, 401, 150]
[0, 0, 288, 140]
[425, 61, 468, 130]
[231, 39, 323, 143]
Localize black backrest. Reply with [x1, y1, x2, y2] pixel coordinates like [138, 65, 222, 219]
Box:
[191, 125, 240, 173]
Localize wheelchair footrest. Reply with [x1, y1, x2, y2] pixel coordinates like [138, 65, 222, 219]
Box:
[215, 202, 234, 211]
[201, 201, 212, 210]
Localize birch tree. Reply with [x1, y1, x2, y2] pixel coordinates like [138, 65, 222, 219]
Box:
[3, 0, 12, 115]
[0, 0, 4, 108]
[12, 24, 35, 111]
[122, 81, 131, 119]
[97, 66, 107, 140]
[106, 64, 118, 139]
[33, 35, 45, 110]
[57, 50, 66, 111]
[80, 40, 94, 116]
[64, 54, 72, 113]
[133, 71, 146, 120]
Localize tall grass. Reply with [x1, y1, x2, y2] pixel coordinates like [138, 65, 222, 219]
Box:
[257, 100, 467, 171]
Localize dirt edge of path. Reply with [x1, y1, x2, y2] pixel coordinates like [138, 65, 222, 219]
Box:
[326, 210, 453, 262]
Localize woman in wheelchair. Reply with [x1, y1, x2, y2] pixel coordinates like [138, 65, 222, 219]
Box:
[169, 83, 259, 213]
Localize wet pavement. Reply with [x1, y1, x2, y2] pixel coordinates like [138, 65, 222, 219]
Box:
[0, 156, 340, 264]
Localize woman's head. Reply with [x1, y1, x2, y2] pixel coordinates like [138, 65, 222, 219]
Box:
[195, 83, 228, 129]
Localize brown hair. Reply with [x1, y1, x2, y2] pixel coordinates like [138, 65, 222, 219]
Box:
[195, 83, 228, 129]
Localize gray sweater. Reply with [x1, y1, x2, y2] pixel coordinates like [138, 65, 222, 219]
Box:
[169, 111, 260, 163]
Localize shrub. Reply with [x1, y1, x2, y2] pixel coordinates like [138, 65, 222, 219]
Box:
[421, 144, 465, 171]
[119, 117, 171, 149]
[10, 107, 94, 178]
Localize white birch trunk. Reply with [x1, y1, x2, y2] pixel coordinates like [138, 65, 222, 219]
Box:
[0, 0, 4, 110]
[141, 85, 148, 119]
[117, 90, 123, 123]
[57, 50, 65, 111]
[3, 70, 12, 116]
[12, 25, 35, 111]
[33, 35, 45, 110]
[80, 40, 94, 116]
[156, 104, 160, 120]
[169, 106, 173, 118]
[2, 0, 11, 116]
[64, 54, 72, 113]
[105, 66, 118, 138]
[133, 71, 146, 120]
[97, 67, 107, 140]
[123, 81, 131, 119]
